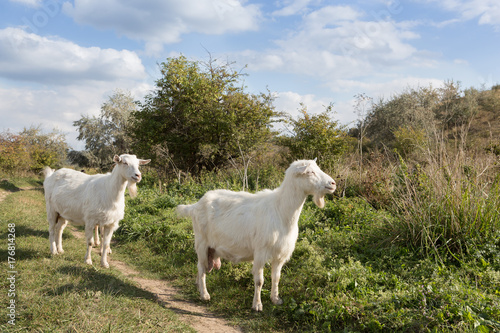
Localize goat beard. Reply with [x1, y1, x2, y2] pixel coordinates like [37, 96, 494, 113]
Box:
[127, 181, 138, 198]
[313, 194, 325, 208]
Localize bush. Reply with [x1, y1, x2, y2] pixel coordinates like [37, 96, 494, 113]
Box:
[393, 126, 427, 159]
[0, 127, 68, 175]
[278, 104, 347, 171]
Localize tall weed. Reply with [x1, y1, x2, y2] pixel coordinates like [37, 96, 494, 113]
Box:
[389, 143, 500, 261]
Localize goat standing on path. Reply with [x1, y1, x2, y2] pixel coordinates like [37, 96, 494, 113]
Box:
[177, 159, 336, 311]
[43, 154, 150, 268]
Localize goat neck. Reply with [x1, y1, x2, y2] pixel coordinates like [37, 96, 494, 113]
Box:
[274, 177, 307, 227]
[105, 165, 128, 203]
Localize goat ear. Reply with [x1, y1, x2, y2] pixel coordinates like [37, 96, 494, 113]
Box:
[139, 159, 151, 165]
[113, 155, 121, 164]
[296, 164, 308, 174]
[313, 157, 317, 162]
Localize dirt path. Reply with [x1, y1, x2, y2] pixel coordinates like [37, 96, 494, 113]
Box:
[69, 226, 242, 333]
[0, 188, 241, 333]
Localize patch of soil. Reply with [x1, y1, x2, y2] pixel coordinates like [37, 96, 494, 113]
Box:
[0, 190, 9, 202]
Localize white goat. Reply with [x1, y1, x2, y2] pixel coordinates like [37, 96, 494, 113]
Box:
[177, 159, 336, 311]
[43, 154, 150, 268]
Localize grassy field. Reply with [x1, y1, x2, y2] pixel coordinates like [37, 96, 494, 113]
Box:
[114, 181, 500, 332]
[0, 178, 194, 333]
[1, 170, 500, 332]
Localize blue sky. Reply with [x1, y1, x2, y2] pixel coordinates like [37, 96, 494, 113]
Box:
[1, 0, 499, 150]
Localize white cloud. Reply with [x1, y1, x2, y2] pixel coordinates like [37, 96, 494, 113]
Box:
[334, 77, 445, 96]
[0, 27, 151, 149]
[62, 0, 261, 47]
[454, 59, 469, 65]
[303, 5, 361, 27]
[0, 85, 96, 149]
[0, 28, 146, 85]
[0, 81, 153, 150]
[272, 90, 374, 130]
[233, 4, 446, 127]
[272, 0, 315, 16]
[241, 5, 421, 81]
[275, 91, 329, 115]
[463, 0, 500, 27]
[426, 0, 500, 28]
[272, 77, 446, 127]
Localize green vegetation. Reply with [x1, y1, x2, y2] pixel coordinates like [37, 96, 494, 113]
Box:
[110, 173, 500, 332]
[0, 126, 68, 174]
[130, 55, 279, 174]
[278, 104, 348, 170]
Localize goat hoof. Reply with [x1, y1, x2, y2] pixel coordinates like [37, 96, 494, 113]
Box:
[252, 303, 263, 312]
[85, 259, 93, 265]
[272, 297, 283, 305]
[57, 249, 64, 254]
[101, 261, 110, 268]
[200, 294, 210, 302]
[101, 248, 111, 256]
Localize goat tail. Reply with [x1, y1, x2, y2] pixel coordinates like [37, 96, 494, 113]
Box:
[42, 166, 54, 179]
[176, 204, 194, 218]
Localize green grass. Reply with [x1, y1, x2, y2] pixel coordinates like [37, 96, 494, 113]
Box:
[0, 178, 194, 332]
[2, 174, 500, 332]
[114, 183, 500, 332]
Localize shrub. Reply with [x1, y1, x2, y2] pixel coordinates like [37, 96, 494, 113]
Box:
[278, 104, 348, 171]
[0, 127, 68, 175]
[393, 126, 427, 159]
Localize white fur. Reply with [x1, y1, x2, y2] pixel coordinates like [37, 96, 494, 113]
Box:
[177, 159, 336, 311]
[43, 154, 150, 268]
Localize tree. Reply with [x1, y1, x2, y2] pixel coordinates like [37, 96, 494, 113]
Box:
[278, 103, 347, 170]
[20, 126, 68, 170]
[0, 131, 30, 174]
[436, 81, 479, 132]
[364, 83, 481, 153]
[74, 89, 136, 168]
[364, 86, 439, 149]
[0, 126, 68, 174]
[130, 55, 278, 174]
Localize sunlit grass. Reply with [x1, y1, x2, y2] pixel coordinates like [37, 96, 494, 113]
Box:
[0, 181, 194, 333]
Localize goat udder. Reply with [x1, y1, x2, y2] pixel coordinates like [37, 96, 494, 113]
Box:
[207, 247, 221, 272]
